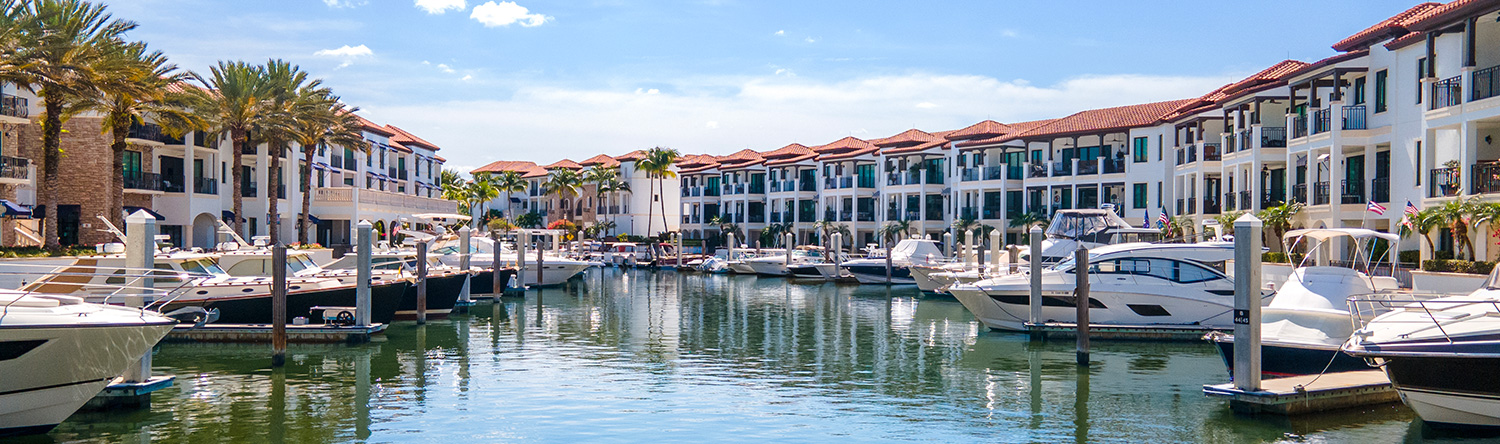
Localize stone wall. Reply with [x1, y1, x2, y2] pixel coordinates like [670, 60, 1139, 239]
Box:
[18, 116, 117, 246]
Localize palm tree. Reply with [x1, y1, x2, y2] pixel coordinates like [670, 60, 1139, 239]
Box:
[542, 168, 582, 223]
[186, 60, 271, 237]
[759, 223, 788, 247]
[466, 177, 499, 226]
[71, 42, 201, 231]
[880, 220, 910, 246]
[1399, 207, 1444, 256]
[440, 173, 471, 213]
[491, 170, 528, 218]
[592, 220, 617, 239]
[1214, 211, 1246, 236]
[1257, 202, 1304, 251]
[636, 146, 680, 237]
[1436, 198, 1478, 260]
[1008, 212, 1049, 231]
[8, 0, 136, 248]
[514, 211, 543, 229]
[290, 95, 362, 245]
[437, 168, 464, 190]
[582, 165, 616, 219]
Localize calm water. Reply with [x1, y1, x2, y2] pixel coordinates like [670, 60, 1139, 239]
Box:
[18, 269, 1496, 443]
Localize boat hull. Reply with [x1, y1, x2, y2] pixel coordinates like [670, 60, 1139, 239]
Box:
[910, 266, 950, 292]
[0, 321, 174, 436]
[1375, 357, 1500, 427]
[1210, 336, 1371, 377]
[396, 272, 468, 320]
[746, 261, 791, 276]
[842, 264, 913, 285]
[953, 285, 1246, 331]
[159, 281, 407, 325]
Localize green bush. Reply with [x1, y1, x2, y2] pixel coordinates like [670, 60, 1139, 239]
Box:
[0, 246, 98, 258]
[1262, 252, 1305, 264]
[1434, 250, 1455, 260]
[1398, 250, 1421, 265]
[1422, 259, 1497, 275]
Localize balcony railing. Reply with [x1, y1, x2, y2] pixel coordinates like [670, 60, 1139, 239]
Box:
[906, 210, 921, 221]
[312, 187, 459, 213]
[1340, 180, 1364, 204]
[857, 211, 873, 222]
[124, 172, 164, 191]
[1239, 190, 1252, 211]
[1175, 149, 1185, 166]
[1076, 159, 1098, 175]
[960, 207, 978, 220]
[839, 212, 851, 222]
[1176, 198, 1184, 215]
[1292, 183, 1308, 204]
[1432, 75, 1463, 110]
[1102, 158, 1124, 174]
[128, 123, 181, 145]
[1203, 143, 1221, 161]
[1261, 127, 1287, 148]
[1187, 147, 1197, 163]
[1312, 108, 1331, 134]
[0, 155, 29, 181]
[984, 208, 1003, 219]
[0, 94, 27, 118]
[1225, 133, 1237, 153]
[825, 177, 838, 189]
[1292, 117, 1308, 139]
[825, 210, 836, 221]
[1224, 192, 1236, 211]
[242, 181, 258, 197]
[1028, 164, 1047, 178]
[839, 177, 853, 189]
[887, 208, 900, 220]
[1474, 65, 1500, 102]
[1187, 197, 1197, 214]
[1431, 167, 1462, 197]
[770, 212, 782, 223]
[904, 171, 922, 185]
[1051, 161, 1072, 176]
[961, 168, 981, 182]
[1474, 162, 1500, 195]
[1371, 177, 1389, 203]
[1342, 105, 1366, 130]
[983, 166, 1007, 180]
[749, 183, 765, 194]
[799, 179, 815, 192]
[1312, 182, 1330, 205]
[749, 213, 765, 223]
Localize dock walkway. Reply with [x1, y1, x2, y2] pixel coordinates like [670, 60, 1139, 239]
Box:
[1202, 369, 1399, 415]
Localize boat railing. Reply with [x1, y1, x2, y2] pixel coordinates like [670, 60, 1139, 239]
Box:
[0, 262, 209, 312]
[1346, 293, 1490, 344]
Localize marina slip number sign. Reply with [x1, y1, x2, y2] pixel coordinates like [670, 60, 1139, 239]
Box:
[1233, 310, 1251, 325]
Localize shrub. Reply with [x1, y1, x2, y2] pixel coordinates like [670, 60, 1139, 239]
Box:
[1422, 259, 1497, 275]
[1398, 250, 1421, 265]
[1434, 250, 1455, 260]
[1262, 252, 1305, 264]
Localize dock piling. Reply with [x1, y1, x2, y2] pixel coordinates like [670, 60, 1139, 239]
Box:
[536, 238, 544, 287]
[416, 242, 428, 325]
[990, 230, 1002, 276]
[727, 232, 736, 267]
[123, 210, 156, 381]
[1074, 245, 1089, 366]
[1028, 227, 1042, 332]
[942, 232, 952, 258]
[831, 232, 841, 278]
[458, 227, 471, 305]
[677, 232, 684, 268]
[513, 229, 525, 292]
[965, 229, 975, 268]
[356, 220, 372, 327]
[1233, 214, 1264, 391]
[1008, 245, 1018, 275]
[784, 233, 793, 273]
[272, 244, 287, 367]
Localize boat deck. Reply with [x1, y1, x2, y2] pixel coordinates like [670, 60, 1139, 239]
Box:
[1202, 369, 1399, 415]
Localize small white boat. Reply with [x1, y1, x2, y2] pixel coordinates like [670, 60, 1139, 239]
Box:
[744, 246, 826, 276]
[838, 239, 945, 285]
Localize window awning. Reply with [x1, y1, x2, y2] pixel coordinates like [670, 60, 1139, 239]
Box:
[222, 210, 235, 222]
[123, 206, 166, 221]
[0, 200, 30, 218]
[306, 214, 322, 224]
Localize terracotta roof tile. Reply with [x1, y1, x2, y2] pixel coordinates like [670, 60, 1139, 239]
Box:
[354, 115, 396, 137]
[761, 143, 813, 159]
[542, 159, 582, 170]
[944, 120, 1015, 140]
[872, 129, 942, 148]
[883, 139, 949, 156]
[716, 149, 765, 169]
[1385, 31, 1424, 50]
[675, 153, 718, 167]
[385, 140, 412, 153]
[522, 166, 549, 178]
[954, 100, 1192, 148]
[385, 125, 440, 151]
[471, 160, 539, 175]
[578, 154, 621, 168]
[811, 136, 875, 153]
[613, 150, 646, 161]
[1405, 0, 1499, 31]
[765, 152, 820, 166]
[1331, 3, 1442, 52]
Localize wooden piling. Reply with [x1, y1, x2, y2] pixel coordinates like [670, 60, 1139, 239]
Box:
[1233, 214, 1264, 391]
[1074, 246, 1089, 366]
[356, 221, 373, 327]
[1028, 227, 1043, 330]
[272, 244, 287, 367]
[416, 242, 428, 324]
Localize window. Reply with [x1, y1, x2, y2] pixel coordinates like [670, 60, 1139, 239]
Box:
[1132, 183, 1148, 209]
[1353, 77, 1366, 105]
[1156, 135, 1163, 161]
[1132, 137, 1148, 163]
[122, 151, 142, 177]
[1415, 141, 1423, 186]
[1374, 70, 1388, 113]
[1416, 58, 1426, 104]
[1156, 181, 1163, 207]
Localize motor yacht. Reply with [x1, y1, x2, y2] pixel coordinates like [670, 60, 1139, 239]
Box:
[949, 243, 1248, 331]
[1208, 228, 1403, 377]
[744, 246, 826, 276]
[434, 235, 590, 287]
[1023, 209, 1161, 265]
[837, 239, 944, 285]
[0, 290, 175, 436]
[320, 251, 468, 319]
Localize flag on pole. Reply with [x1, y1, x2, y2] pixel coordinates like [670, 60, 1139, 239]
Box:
[1405, 200, 1420, 216]
[1157, 210, 1169, 228]
[1142, 211, 1151, 229]
[1367, 201, 1388, 215]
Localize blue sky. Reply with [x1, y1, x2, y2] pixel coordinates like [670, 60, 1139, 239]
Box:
[112, 0, 1422, 172]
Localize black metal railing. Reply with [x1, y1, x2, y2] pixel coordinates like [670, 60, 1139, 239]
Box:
[857, 211, 873, 222]
[1028, 164, 1047, 178]
[1475, 65, 1500, 102]
[1312, 108, 1331, 134]
[1342, 105, 1366, 130]
[242, 181, 258, 197]
[1176, 149, 1185, 166]
[1371, 177, 1389, 203]
[1430, 167, 1461, 197]
[1313, 182, 1330, 205]
[0, 94, 27, 118]
[887, 208, 900, 220]
[1292, 117, 1308, 138]
[1474, 162, 1500, 194]
[1240, 190, 1253, 211]
[1187, 197, 1197, 214]
[1076, 159, 1098, 175]
[124, 172, 164, 191]
[825, 210, 836, 221]
[128, 123, 162, 143]
[1292, 183, 1308, 204]
[1176, 198, 1184, 214]
[1203, 143, 1221, 161]
[0, 155, 27, 180]
[194, 133, 215, 147]
[1433, 76, 1463, 110]
[1224, 133, 1236, 153]
[1224, 192, 1236, 211]
[1051, 161, 1072, 176]
[1102, 158, 1124, 174]
[1341, 179, 1364, 204]
[1187, 147, 1197, 163]
[1261, 127, 1287, 147]
[800, 179, 815, 192]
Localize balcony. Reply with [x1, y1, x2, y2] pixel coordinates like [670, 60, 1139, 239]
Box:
[1224, 192, 1236, 211]
[838, 176, 853, 189]
[905, 170, 922, 185]
[0, 94, 27, 119]
[1292, 183, 1307, 204]
[770, 212, 781, 223]
[124, 172, 164, 192]
[925, 209, 943, 221]
[1340, 180, 1364, 204]
[735, 184, 746, 194]
[704, 186, 720, 197]
[1312, 108, 1331, 135]
[1261, 127, 1287, 148]
[960, 207, 978, 220]
[749, 213, 765, 223]
[1187, 197, 1197, 214]
[1225, 133, 1237, 154]
[128, 123, 182, 145]
[1474, 65, 1499, 102]
[961, 168, 981, 182]
[1076, 159, 1098, 175]
[983, 208, 1004, 219]
[1028, 164, 1047, 178]
[857, 211, 873, 222]
[839, 211, 852, 222]
[1292, 117, 1308, 139]
[313, 186, 460, 213]
[887, 208, 900, 220]
[799, 179, 815, 192]
[242, 181, 258, 197]
[825, 210, 836, 221]
[1239, 190, 1253, 211]
[1432, 75, 1463, 110]
[1430, 167, 1462, 197]
[984, 166, 1010, 180]
[0, 155, 30, 182]
[749, 183, 765, 194]
[825, 177, 838, 189]
[1175, 149, 1185, 166]
[1187, 147, 1198, 163]
[1202, 143, 1221, 161]
[906, 210, 920, 221]
[1051, 161, 1072, 177]
[1313, 182, 1330, 205]
[1342, 105, 1366, 130]
[1371, 177, 1389, 203]
[1474, 162, 1500, 194]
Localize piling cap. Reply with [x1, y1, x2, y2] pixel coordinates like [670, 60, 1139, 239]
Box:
[126, 209, 155, 224]
[357, 220, 373, 229]
[458, 226, 470, 234]
[1233, 213, 1263, 228]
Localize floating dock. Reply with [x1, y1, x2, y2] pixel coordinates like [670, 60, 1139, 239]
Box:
[1024, 322, 1225, 341]
[164, 323, 386, 344]
[1202, 370, 1399, 415]
[82, 376, 175, 411]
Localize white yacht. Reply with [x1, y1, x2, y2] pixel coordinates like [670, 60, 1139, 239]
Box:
[1024, 209, 1161, 264]
[0, 290, 175, 436]
[434, 236, 590, 287]
[744, 246, 826, 276]
[949, 243, 1248, 331]
[838, 239, 945, 285]
[1208, 228, 1403, 377]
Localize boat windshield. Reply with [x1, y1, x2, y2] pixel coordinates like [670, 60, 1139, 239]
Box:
[1483, 265, 1500, 290]
[1044, 210, 1132, 241]
[182, 258, 228, 277]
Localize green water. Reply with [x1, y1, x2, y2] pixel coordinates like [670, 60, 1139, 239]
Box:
[19, 269, 1494, 443]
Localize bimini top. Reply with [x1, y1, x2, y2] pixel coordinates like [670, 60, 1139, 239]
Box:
[1283, 228, 1399, 243]
[1045, 209, 1134, 240]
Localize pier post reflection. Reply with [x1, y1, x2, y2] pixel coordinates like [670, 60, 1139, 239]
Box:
[1074, 365, 1090, 444]
[356, 349, 371, 440]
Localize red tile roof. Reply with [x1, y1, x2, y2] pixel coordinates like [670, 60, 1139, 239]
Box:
[944, 120, 1015, 141]
[954, 100, 1192, 148]
[1283, 50, 1371, 81]
[354, 115, 396, 137]
[542, 159, 582, 170]
[614, 150, 646, 161]
[761, 143, 813, 159]
[765, 152, 820, 166]
[675, 153, 718, 167]
[385, 125, 441, 151]
[385, 140, 412, 153]
[811, 137, 879, 161]
[522, 167, 549, 178]
[471, 160, 539, 175]
[1385, 31, 1424, 50]
[883, 139, 949, 156]
[716, 149, 766, 169]
[1404, 0, 1499, 31]
[578, 154, 621, 168]
[872, 129, 942, 148]
[1331, 3, 1442, 52]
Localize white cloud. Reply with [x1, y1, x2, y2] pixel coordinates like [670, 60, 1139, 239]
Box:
[470, 1, 549, 27]
[462, 75, 473, 81]
[773, 68, 794, 77]
[634, 88, 659, 95]
[365, 72, 1236, 164]
[705, 121, 719, 129]
[323, 0, 367, 8]
[437, 63, 455, 73]
[915, 102, 938, 109]
[314, 44, 373, 58]
[414, 0, 465, 14]
[774, 30, 784, 36]
[1001, 29, 1019, 38]
[804, 37, 816, 43]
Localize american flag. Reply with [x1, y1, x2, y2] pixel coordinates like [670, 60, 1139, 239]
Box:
[1367, 201, 1387, 215]
[1405, 201, 1420, 216]
[1401, 200, 1418, 230]
[1157, 210, 1169, 228]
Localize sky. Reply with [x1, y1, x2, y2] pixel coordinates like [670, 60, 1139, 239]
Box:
[110, 0, 1425, 174]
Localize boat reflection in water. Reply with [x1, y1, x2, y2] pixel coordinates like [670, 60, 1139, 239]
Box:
[34, 269, 1458, 442]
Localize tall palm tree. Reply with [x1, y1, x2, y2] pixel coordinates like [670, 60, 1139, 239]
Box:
[582, 164, 616, 219]
[1257, 202, 1304, 251]
[8, 0, 136, 248]
[491, 170, 528, 218]
[635, 146, 680, 237]
[70, 42, 201, 230]
[186, 60, 271, 237]
[1436, 198, 1478, 260]
[542, 168, 582, 223]
[291, 96, 362, 245]
[1399, 207, 1444, 256]
[254, 59, 324, 245]
[1008, 212, 1048, 231]
[880, 220, 910, 246]
[466, 176, 499, 226]
[437, 168, 464, 190]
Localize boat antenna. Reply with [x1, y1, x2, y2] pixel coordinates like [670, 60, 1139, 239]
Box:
[95, 215, 128, 244]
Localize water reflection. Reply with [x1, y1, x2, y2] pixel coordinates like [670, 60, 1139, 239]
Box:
[25, 268, 1486, 443]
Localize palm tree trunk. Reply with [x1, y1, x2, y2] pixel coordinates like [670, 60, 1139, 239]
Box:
[230, 128, 245, 237]
[658, 177, 668, 238]
[267, 141, 282, 245]
[40, 96, 62, 250]
[644, 174, 655, 237]
[110, 122, 128, 235]
[299, 148, 315, 245]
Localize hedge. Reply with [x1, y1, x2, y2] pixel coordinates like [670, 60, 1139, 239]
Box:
[1421, 259, 1498, 275]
